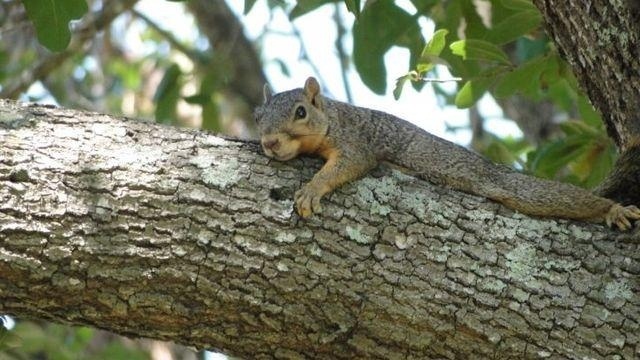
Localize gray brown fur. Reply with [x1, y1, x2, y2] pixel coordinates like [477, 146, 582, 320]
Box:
[254, 77, 640, 229]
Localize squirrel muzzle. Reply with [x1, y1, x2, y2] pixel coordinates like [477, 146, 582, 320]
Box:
[260, 133, 301, 161]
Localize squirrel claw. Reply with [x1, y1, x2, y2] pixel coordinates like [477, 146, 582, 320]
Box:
[605, 204, 640, 230]
[294, 184, 323, 218]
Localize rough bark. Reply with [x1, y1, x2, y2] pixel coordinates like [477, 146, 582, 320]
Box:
[1, 100, 639, 359]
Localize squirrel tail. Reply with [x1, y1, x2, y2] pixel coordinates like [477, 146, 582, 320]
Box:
[396, 131, 615, 221]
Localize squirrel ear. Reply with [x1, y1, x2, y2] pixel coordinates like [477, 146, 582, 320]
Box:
[263, 84, 272, 104]
[303, 77, 323, 109]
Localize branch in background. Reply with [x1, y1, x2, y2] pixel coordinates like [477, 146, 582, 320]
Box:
[0, 0, 139, 99]
[131, 8, 205, 66]
[469, 104, 486, 152]
[333, 4, 352, 103]
[186, 0, 267, 108]
[496, 96, 558, 146]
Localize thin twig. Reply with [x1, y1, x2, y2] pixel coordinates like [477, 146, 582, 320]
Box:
[290, 23, 329, 93]
[333, 4, 352, 103]
[131, 8, 204, 65]
[418, 77, 463, 83]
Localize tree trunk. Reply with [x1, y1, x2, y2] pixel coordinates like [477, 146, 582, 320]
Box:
[1, 100, 639, 359]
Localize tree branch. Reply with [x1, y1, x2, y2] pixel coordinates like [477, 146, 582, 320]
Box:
[1, 100, 639, 359]
[334, 4, 353, 103]
[131, 8, 203, 65]
[186, 0, 267, 109]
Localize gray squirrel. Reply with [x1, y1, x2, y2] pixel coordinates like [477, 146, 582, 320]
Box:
[253, 77, 640, 230]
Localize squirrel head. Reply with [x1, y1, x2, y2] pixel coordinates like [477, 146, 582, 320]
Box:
[254, 77, 329, 161]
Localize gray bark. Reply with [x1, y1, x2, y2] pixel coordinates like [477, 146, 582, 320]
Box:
[1, 99, 639, 359]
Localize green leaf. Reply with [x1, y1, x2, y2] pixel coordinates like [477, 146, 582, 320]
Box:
[461, 0, 489, 37]
[515, 36, 548, 62]
[454, 77, 494, 108]
[417, 29, 448, 73]
[154, 64, 181, 102]
[393, 73, 412, 100]
[485, 10, 542, 45]
[485, 139, 518, 165]
[290, 0, 336, 19]
[558, 120, 599, 138]
[411, 0, 437, 14]
[244, 0, 258, 14]
[353, 0, 423, 94]
[500, 0, 538, 12]
[344, 0, 360, 18]
[528, 136, 590, 179]
[108, 59, 142, 89]
[494, 56, 547, 98]
[422, 29, 448, 57]
[576, 94, 602, 127]
[449, 39, 511, 64]
[572, 143, 614, 189]
[197, 72, 221, 131]
[154, 64, 182, 124]
[22, 0, 88, 51]
[183, 93, 210, 105]
[546, 79, 574, 111]
[201, 98, 221, 132]
[0, 326, 22, 351]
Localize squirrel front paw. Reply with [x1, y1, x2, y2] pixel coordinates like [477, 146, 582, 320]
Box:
[605, 204, 640, 230]
[294, 183, 324, 218]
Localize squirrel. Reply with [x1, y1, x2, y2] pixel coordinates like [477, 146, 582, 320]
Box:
[253, 77, 640, 230]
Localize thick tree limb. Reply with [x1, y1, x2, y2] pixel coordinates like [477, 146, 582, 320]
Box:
[0, 100, 639, 359]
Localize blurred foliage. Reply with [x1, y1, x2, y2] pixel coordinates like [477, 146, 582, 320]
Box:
[3, 0, 224, 132]
[0, 320, 150, 360]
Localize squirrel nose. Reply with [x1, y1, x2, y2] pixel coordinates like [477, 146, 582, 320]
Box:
[262, 138, 280, 151]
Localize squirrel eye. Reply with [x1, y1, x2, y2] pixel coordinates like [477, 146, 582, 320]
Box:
[294, 106, 306, 120]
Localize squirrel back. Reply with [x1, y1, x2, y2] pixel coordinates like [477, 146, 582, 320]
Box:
[254, 77, 640, 230]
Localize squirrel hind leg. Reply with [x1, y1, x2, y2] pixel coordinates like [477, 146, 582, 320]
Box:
[605, 204, 640, 230]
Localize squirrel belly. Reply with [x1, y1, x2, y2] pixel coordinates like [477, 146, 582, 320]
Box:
[254, 77, 640, 230]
